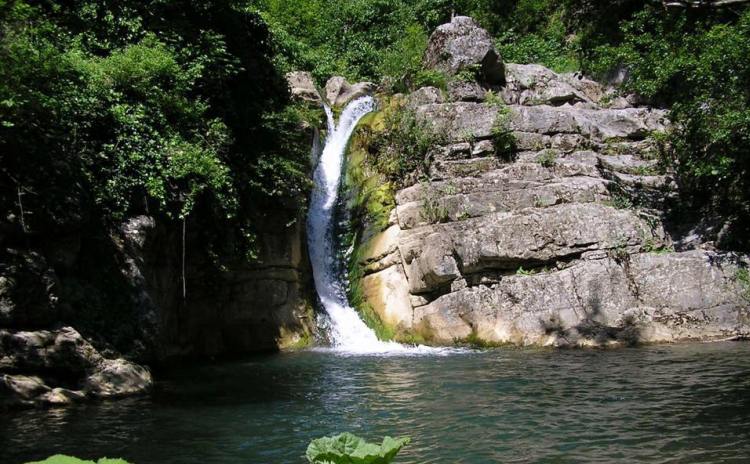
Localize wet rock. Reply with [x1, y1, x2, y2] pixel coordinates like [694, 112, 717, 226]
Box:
[0, 327, 152, 408]
[424, 16, 504, 84]
[85, 358, 152, 398]
[362, 266, 413, 330]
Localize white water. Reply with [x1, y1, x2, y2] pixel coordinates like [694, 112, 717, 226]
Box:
[307, 96, 441, 355]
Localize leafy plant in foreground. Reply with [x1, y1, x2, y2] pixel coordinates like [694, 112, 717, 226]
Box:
[25, 456, 130, 464]
[306, 432, 410, 464]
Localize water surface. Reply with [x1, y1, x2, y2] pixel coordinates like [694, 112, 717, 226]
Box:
[2, 342, 750, 463]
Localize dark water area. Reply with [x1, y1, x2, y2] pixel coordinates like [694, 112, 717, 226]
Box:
[2, 342, 750, 464]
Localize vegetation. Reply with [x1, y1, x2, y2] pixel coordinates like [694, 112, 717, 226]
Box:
[306, 432, 410, 464]
[26, 456, 130, 464]
[736, 267, 750, 302]
[535, 149, 558, 168]
[364, 101, 445, 186]
[261, 0, 750, 248]
[0, 0, 316, 262]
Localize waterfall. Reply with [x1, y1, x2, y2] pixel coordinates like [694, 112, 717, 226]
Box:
[306, 96, 410, 354]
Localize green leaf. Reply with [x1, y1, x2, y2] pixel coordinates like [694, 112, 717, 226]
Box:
[24, 456, 132, 464]
[306, 432, 410, 464]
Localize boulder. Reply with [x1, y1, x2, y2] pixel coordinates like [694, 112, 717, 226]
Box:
[416, 102, 499, 141]
[85, 358, 152, 398]
[447, 80, 486, 102]
[423, 16, 504, 84]
[508, 105, 668, 140]
[286, 71, 321, 103]
[362, 266, 413, 330]
[503, 64, 585, 106]
[407, 87, 444, 108]
[325, 76, 375, 107]
[0, 327, 152, 408]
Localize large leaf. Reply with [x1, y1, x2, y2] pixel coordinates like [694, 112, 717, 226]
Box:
[306, 432, 410, 464]
[25, 456, 131, 464]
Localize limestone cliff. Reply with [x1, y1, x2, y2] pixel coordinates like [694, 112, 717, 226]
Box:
[350, 16, 750, 347]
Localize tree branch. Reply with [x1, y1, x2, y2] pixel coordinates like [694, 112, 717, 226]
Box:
[663, 0, 750, 8]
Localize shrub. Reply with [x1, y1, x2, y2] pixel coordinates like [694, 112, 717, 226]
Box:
[367, 102, 444, 185]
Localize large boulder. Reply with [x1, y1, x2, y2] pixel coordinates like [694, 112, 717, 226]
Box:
[286, 71, 322, 103]
[423, 16, 505, 84]
[0, 327, 152, 408]
[324, 76, 375, 107]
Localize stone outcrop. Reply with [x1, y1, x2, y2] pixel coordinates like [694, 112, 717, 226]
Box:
[286, 71, 322, 103]
[350, 17, 750, 347]
[424, 16, 504, 84]
[325, 76, 376, 107]
[0, 327, 152, 408]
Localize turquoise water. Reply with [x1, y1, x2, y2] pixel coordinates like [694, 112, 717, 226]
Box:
[2, 342, 750, 463]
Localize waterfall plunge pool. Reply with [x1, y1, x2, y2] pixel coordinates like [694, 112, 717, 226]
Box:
[3, 341, 750, 463]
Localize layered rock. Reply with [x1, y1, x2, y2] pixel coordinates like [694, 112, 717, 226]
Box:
[350, 18, 749, 347]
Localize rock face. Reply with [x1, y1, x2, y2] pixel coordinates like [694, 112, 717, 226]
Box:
[1, 199, 314, 408]
[123, 206, 314, 360]
[325, 76, 376, 107]
[424, 16, 504, 84]
[0, 327, 152, 408]
[351, 18, 750, 347]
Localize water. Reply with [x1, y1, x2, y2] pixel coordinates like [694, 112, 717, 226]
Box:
[306, 96, 411, 354]
[3, 342, 750, 463]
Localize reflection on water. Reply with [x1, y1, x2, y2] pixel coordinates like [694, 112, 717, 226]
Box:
[2, 342, 750, 464]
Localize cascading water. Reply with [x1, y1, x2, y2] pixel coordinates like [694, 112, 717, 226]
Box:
[307, 96, 414, 354]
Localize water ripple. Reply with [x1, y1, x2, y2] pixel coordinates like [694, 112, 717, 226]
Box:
[2, 342, 750, 463]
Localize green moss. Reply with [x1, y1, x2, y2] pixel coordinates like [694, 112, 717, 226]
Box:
[459, 330, 510, 349]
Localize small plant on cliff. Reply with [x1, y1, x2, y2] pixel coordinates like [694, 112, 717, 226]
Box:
[516, 266, 535, 276]
[736, 267, 750, 302]
[490, 105, 516, 160]
[420, 182, 450, 224]
[536, 149, 557, 168]
[451, 64, 482, 83]
[306, 432, 410, 464]
[369, 104, 444, 186]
